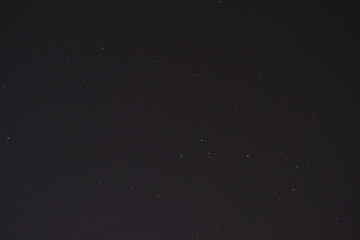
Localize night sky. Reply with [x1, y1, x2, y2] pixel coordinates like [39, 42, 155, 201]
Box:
[1, 1, 359, 239]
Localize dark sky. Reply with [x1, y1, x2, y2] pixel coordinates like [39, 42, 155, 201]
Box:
[1, 1, 359, 239]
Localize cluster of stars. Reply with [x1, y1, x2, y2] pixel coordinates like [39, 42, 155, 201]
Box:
[0, 1, 349, 238]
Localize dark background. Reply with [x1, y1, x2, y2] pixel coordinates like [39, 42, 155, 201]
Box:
[1, 0, 359, 239]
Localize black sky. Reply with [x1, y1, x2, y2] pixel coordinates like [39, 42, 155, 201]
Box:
[1, 1, 359, 239]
